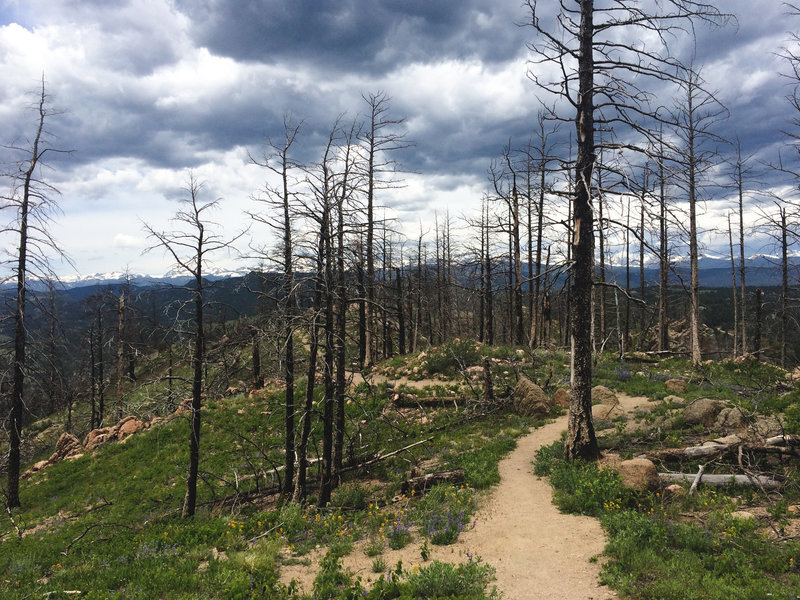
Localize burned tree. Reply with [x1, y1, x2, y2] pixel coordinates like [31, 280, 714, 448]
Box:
[2, 81, 70, 508]
[144, 175, 244, 518]
[525, 0, 727, 460]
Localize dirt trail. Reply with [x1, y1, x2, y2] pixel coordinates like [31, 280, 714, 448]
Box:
[282, 393, 653, 599]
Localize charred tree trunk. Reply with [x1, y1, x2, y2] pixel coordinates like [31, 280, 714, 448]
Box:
[565, 0, 600, 461]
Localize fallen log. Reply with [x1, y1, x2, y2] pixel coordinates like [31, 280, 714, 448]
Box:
[341, 437, 434, 473]
[648, 444, 731, 460]
[646, 440, 800, 461]
[393, 395, 470, 408]
[765, 435, 800, 447]
[659, 472, 783, 490]
[401, 468, 466, 496]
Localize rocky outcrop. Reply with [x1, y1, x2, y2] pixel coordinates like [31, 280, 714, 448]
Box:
[22, 433, 82, 479]
[84, 416, 148, 451]
[83, 427, 114, 452]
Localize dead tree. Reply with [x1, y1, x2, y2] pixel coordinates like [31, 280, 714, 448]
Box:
[525, 0, 728, 460]
[2, 80, 70, 508]
[249, 115, 302, 497]
[144, 175, 245, 518]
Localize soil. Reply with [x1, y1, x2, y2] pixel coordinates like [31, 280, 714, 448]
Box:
[280, 393, 654, 599]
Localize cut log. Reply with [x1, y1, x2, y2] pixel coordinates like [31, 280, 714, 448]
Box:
[400, 468, 466, 496]
[659, 472, 783, 490]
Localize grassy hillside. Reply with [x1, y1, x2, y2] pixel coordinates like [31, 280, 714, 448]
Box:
[1, 340, 545, 599]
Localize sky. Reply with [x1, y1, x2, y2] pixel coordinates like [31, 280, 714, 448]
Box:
[0, 0, 797, 279]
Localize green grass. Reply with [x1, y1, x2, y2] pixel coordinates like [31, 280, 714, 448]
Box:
[535, 437, 800, 600]
[0, 349, 530, 600]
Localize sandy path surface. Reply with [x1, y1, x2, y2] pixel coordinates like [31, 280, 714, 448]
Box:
[282, 393, 652, 599]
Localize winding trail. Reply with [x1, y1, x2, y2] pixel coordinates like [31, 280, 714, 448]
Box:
[282, 393, 653, 599]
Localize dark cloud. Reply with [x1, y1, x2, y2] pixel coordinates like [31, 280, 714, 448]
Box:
[175, 0, 526, 74]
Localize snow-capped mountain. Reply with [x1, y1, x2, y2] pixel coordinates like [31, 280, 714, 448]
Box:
[14, 264, 254, 291]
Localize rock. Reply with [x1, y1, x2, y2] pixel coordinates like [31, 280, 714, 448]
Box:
[174, 399, 193, 415]
[665, 379, 687, 393]
[714, 407, 745, 431]
[465, 365, 483, 379]
[683, 397, 725, 427]
[83, 427, 113, 452]
[663, 483, 686, 498]
[553, 388, 571, 408]
[730, 511, 756, 522]
[615, 458, 660, 492]
[663, 395, 685, 405]
[591, 385, 618, 406]
[752, 415, 783, 438]
[116, 417, 144, 440]
[592, 403, 625, 421]
[512, 376, 553, 419]
[49, 433, 82, 462]
[212, 548, 228, 561]
[32, 460, 49, 472]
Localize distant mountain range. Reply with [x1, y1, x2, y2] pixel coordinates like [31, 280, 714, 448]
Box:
[5, 253, 799, 292]
[13, 265, 254, 291]
[612, 254, 800, 288]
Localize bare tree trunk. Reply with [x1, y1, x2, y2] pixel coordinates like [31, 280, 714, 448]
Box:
[116, 291, 125, 421]
[754, 288, 763, 360]
[780, 206, 789, 368]
[727, 213, 739, 358]
[658, 136, 670, 352]
[686, 77, 703, 368]
[737, 153, 748, 355]
[396, 267, 406, 355]
[565, 0, 600, 462]
[183, 264, 204, 518]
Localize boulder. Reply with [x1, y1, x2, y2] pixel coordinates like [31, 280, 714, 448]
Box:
[752, 415, 783, 438]
[49, 433, 82, 462]
[174, 398, 193, 415]
[32, 459, 49, 472]
[512, 376, 553, 419]
[714, 407, 745, 431]
[663, 483, 686, 498]
[116, 417, 144, 440]
[683, 397, 725, 427]
[553, 388, 571, 408]
[665, 379, 687, 394]
[615, 458, 660, 492]
[464, 365, 484, 380]
[592, 403, 625, 421]
[83, 427, 113, 452]
[663, 395, 685, 405]
[730, 511, 756, 522]
[591, 385, 618, 406]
